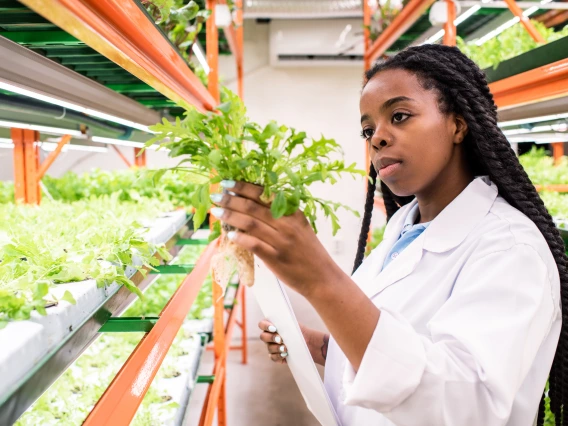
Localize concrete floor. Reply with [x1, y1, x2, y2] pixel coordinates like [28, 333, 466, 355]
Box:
[185, 340, 321, 426]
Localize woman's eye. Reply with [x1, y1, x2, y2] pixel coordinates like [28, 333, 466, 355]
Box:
[360, 128, 374, 139]
[393, 112, 409, 123]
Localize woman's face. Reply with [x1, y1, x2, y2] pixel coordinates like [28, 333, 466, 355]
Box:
[360, 69, 468, 197]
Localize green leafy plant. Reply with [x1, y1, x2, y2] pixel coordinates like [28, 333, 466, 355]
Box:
[520, 147, 568, 186]
[458, 21, 568, 70]
[365, 225, 386, 256]
[146, 88, 365, 289]
[0, 180, 13, 204]
[367, 0, 409, 42]
[0, 196, 173, 328]
[42, 168, 197, 208]
[147, 88, 365, 234]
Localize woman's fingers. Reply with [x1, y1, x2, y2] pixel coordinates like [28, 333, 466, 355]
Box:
[270, 353, 288, 363]
[267, 343, 288, 355]
[258, 319, 276, 332]
[221, 180, 266, 204]
[260, 331, 283, 344]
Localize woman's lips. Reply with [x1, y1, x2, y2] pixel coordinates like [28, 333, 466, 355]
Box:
[379, 161, 402, 178]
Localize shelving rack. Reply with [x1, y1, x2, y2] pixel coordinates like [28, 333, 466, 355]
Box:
[0, 0, 246, 424]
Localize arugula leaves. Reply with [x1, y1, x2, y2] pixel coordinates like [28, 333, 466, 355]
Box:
[147, 88, 366, 235]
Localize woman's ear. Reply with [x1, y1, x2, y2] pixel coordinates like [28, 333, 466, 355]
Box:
[454, 115, 468, 145]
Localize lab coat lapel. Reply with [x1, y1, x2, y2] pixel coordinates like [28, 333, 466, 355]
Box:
[356, 200, 420, 298]
[363, 233, 425, 299]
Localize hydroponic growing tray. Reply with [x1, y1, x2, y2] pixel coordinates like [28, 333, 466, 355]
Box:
[0, 209, 189, 425]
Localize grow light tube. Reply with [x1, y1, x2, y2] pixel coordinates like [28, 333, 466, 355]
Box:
[91, 136, 161, 150]
[424, 5, 481, 44]
[474, 4, 540, 46]
[40, 142, 109, 153]
[192, 43, 210, 75]
[0, 119, 83, 137]
[499, 113, 568, 128]
[0, 81, 152, 133]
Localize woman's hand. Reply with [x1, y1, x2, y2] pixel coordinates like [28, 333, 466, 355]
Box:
[259, 320, 289, 364]
[210, 180, 347, 298]
[258, 319, 329, 366]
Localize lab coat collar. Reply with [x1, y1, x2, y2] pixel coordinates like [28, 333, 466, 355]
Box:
[422, 176, 498, 253]
[357, 176, 498, 299]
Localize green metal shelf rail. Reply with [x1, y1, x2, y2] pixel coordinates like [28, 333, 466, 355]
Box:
[0, 0, 230, 117]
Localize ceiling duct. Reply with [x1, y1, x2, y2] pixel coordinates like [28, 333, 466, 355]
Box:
[244, 0, 363, 19]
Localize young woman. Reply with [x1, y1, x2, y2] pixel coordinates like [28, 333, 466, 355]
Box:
[210, 45, 565, 425]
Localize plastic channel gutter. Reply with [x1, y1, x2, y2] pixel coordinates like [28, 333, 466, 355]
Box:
[19, 0, 217, 112]
[365, 0, 436, 64]
[0, 213, 191, 425]
[83, 240, 219, 426]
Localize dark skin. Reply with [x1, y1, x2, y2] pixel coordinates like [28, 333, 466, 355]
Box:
[212, 69, 473, 370]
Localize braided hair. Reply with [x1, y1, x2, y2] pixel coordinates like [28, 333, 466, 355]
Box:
[352, 44, 567, 425]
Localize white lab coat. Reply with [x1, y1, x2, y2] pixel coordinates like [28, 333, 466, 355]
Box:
[324, 176, 561, 426]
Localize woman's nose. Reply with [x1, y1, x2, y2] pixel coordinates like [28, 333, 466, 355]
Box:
[370, 131, 389, 150]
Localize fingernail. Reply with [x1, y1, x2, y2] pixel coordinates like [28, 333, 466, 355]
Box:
[274, 336, 282, 344]
[280, 352, 288, 358]
[268, 325, 277, 333]
[227, 231, 237, 241]
[221, 180, 236, 188]
[210, 193, 223, 203]
[279, 345, 286, 353]
[210, 207, 224, 218]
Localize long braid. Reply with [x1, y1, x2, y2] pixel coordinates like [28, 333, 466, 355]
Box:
[353, 164, 377, 273]
[361, 44, 568, 424]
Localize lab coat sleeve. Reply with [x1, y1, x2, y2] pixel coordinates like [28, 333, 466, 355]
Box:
[342, 244, 556, 426]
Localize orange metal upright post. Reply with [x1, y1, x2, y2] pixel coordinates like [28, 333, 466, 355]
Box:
[553, 143, 564, 165]
[503, 0, 546, 43]
[207, 0, 220, 102]
[23, 129, 40, 204]
[235, 0, 244, 99]
[134, 147, 146, 167]
[363, 0, 372, 71]
[12, 128, 26, 203]
[443, 0, 456, 46]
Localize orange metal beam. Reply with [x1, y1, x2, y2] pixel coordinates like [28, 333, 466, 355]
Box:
[134, 147, 146, 168]
[536, 184, 568, 192]
[84, 241, 219, 425]
[490, 58, 568, 109]
[12, 128, 26, 203]
[235, 0, 244, 99]
[207, 0, 221, 103]
[20, 0, 217, 112]
[443, 0, 457, 46]
[503, 0, 546, 43]
[553, 143, 565, 165]
[111, 145, 133, 168]
[36, 135, 71, 180]
[365, 0, 436, 64]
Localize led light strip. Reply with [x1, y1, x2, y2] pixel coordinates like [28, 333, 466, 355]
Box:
[0, 137, 108, 153]
[0, 80, 152, 133]
[499, 113, 568, 128]
[424, 5, 481, 44]
[0, 119, 83, 137]
[192, 43, 210, 75]
[0, 120, 159, 150]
